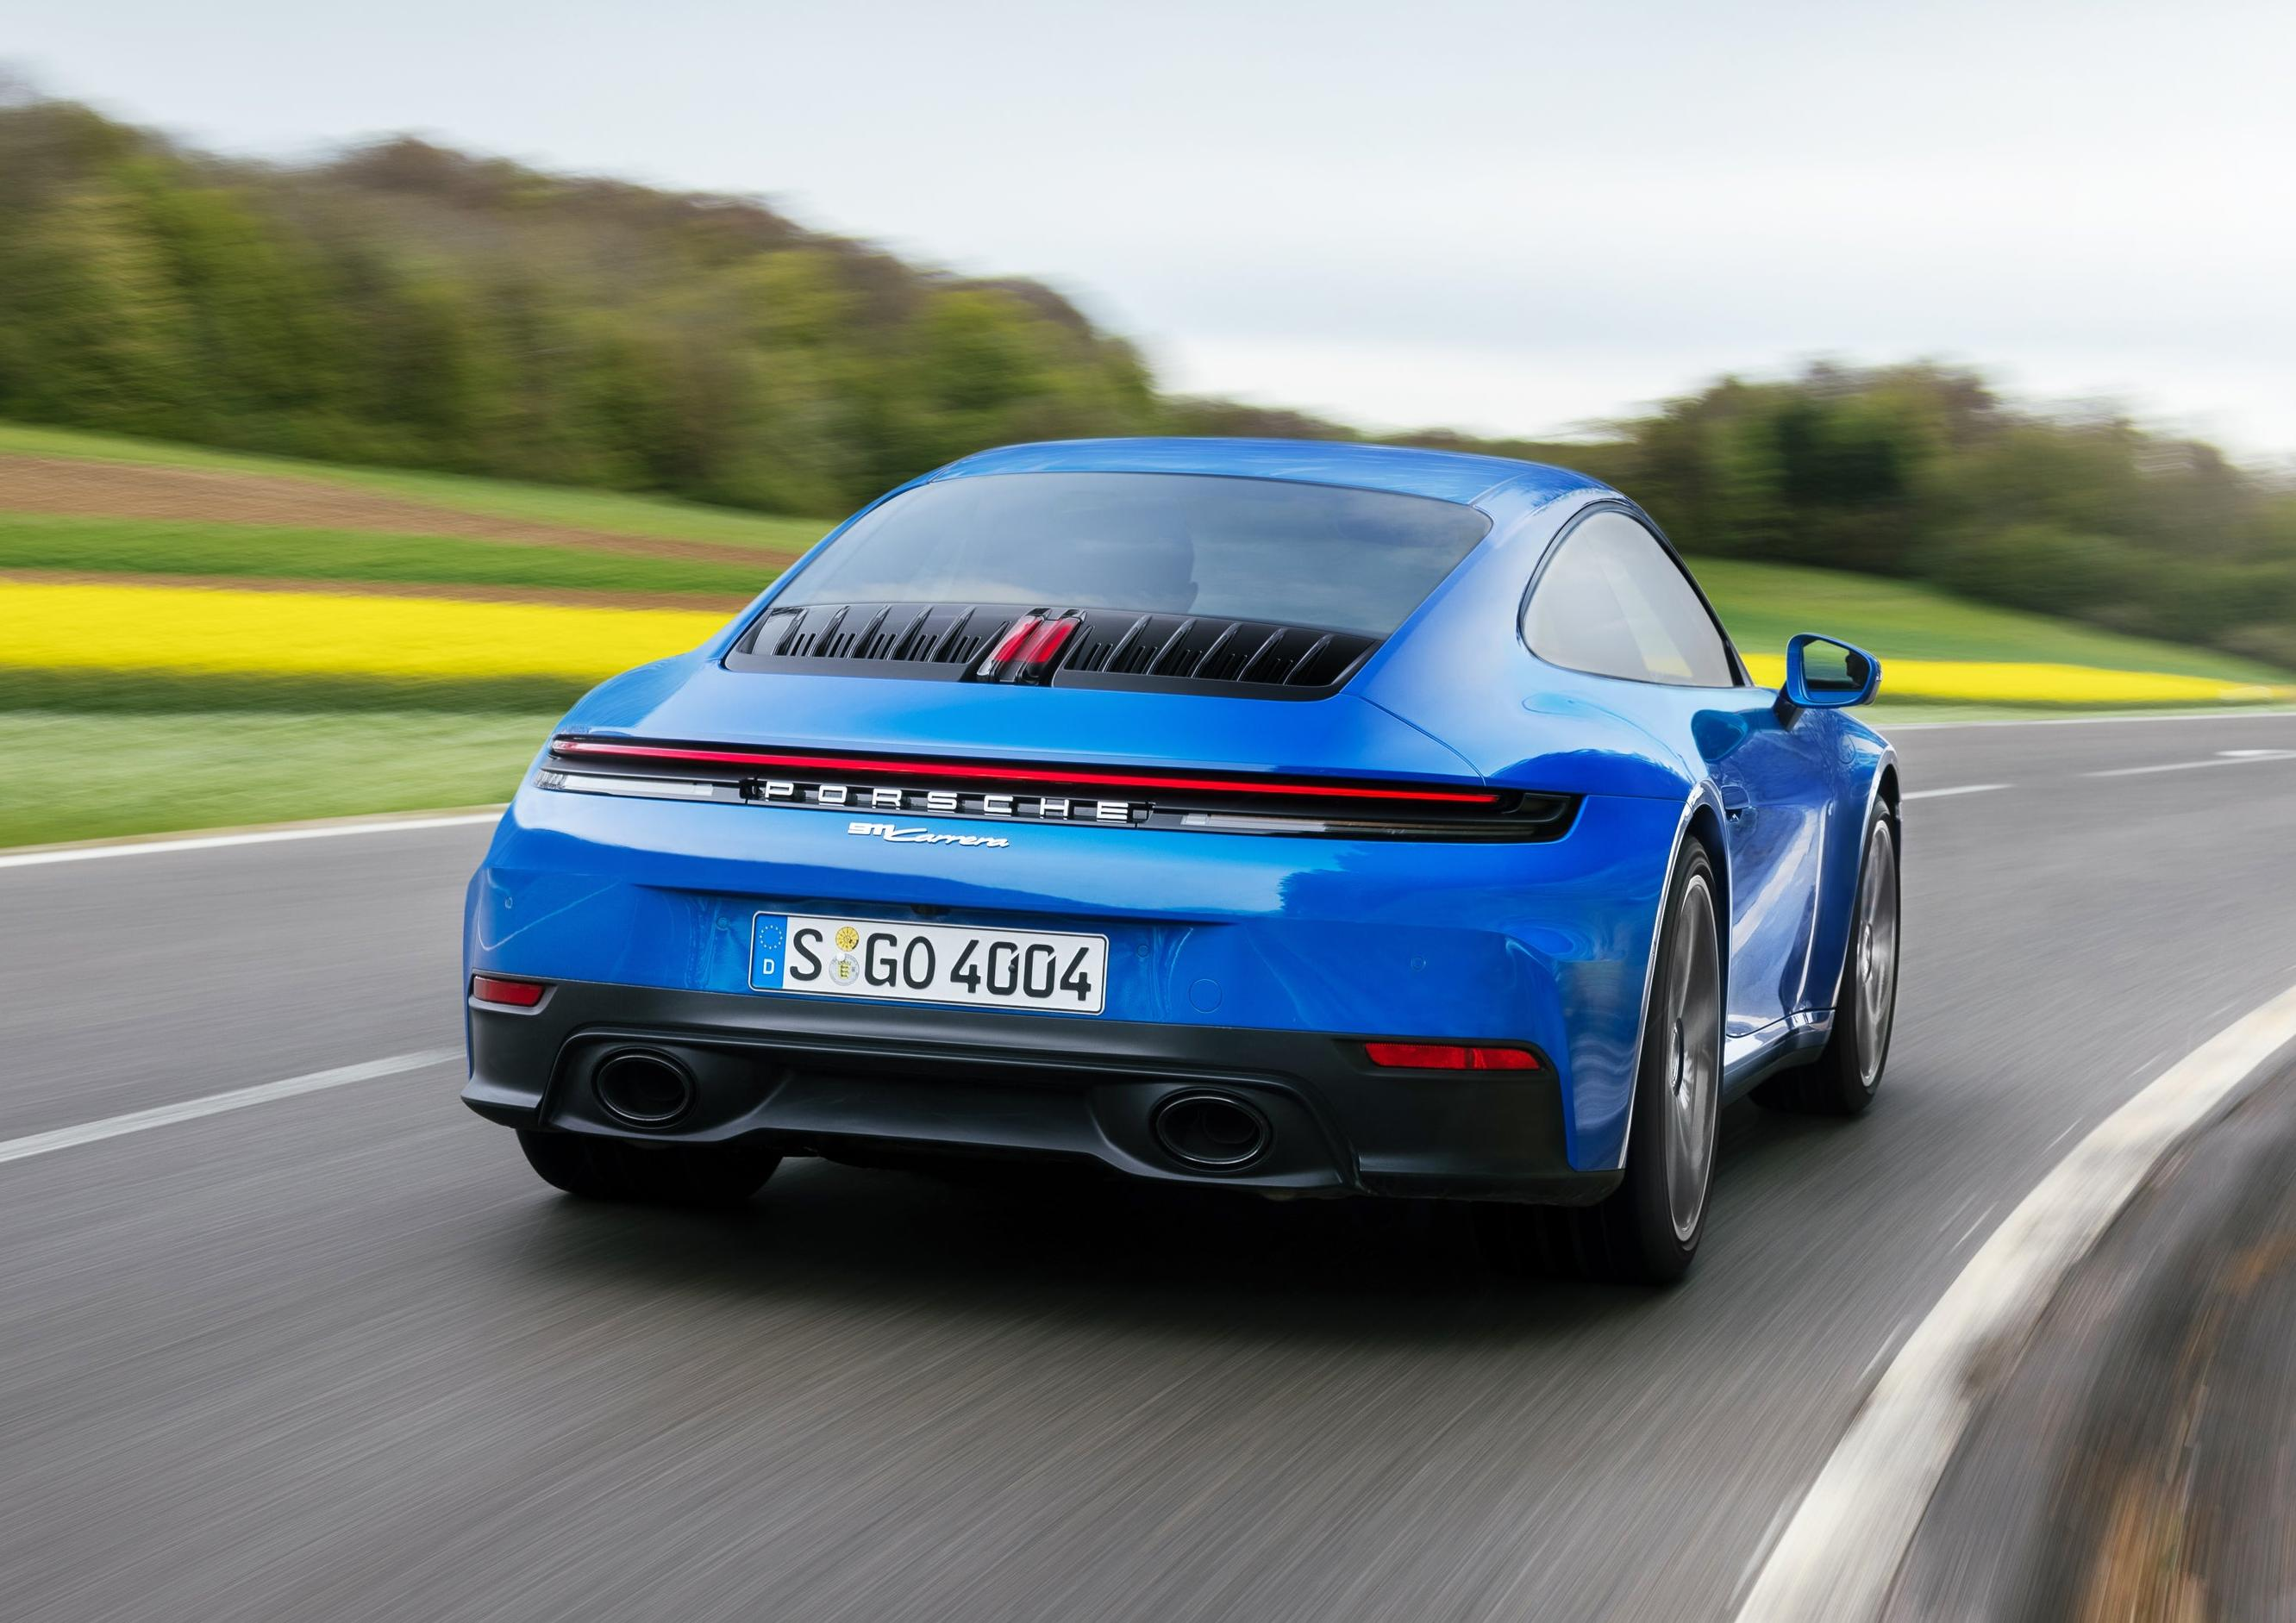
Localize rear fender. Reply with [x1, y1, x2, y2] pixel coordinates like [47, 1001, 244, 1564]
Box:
[1805, 729, 1898, 1014]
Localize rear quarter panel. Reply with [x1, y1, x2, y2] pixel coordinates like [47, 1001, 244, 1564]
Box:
[1357, 488, 1897, 1057]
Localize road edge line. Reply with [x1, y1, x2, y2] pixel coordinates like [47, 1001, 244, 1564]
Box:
[1733, 981, 2296, 1622]
[0, 1051, 460, 1167]
[1886, 708, 2296, 730]
[1899, 783, 2008, 802]
[0, 807, 506, 870]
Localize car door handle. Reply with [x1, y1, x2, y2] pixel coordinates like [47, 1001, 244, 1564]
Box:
[1718, 783, 1753, 819]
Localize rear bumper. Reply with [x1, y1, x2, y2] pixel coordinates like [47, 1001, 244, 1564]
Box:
[465, 785, 1690, 1171]
[465, 980, 1616, 1205]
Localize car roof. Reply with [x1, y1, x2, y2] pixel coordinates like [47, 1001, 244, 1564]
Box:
[931, 436, 1608, 509]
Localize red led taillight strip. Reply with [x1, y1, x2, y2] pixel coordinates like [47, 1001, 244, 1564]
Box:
[551, 738, 1502, 806]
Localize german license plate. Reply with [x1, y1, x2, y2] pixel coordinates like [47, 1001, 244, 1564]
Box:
[749, 913, 1106, 1014]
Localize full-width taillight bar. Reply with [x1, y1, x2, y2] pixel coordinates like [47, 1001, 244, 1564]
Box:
[550, 737, 1503, 807]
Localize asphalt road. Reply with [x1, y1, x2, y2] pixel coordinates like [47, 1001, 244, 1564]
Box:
[3, 712, 2295, 1622]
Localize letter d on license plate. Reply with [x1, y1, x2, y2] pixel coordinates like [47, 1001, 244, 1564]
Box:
[750, 913, 1106, 1014]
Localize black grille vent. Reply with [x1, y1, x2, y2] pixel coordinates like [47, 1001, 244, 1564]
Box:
[1064, 615, 1354, 687]
[748, 603, 1018, 670]
[727, 602, 1379, 698]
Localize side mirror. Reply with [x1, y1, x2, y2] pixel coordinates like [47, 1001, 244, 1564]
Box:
[1782, 634, 1880, 709]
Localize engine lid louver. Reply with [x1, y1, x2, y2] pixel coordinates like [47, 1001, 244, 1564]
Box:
[725, 602, 1379, 698]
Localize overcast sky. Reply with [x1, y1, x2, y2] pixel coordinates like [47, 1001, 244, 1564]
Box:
[11, 0, 2294, 455]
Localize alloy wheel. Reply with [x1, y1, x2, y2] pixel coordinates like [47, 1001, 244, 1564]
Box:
[1852, 821, 1899, 1089]
[1662, 874, 1723, 1243]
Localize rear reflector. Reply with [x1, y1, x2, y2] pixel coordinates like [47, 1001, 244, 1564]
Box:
[471, 975, 547, 1008]
[552, 739, 1502, 806]
[1363, 1041, 1541, 1071]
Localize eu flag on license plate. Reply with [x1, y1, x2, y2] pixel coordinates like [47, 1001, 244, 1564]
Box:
[749, 914, 787, 990]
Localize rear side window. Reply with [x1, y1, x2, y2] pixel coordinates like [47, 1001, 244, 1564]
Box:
[1522, 510, 1737, 687]
[780, 471, 1492, 637]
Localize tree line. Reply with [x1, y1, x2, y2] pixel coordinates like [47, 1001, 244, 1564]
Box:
[0, 97, 1154, 517]
[3, 95, 2293, 667]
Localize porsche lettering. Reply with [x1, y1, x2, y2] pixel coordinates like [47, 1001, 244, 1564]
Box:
[753, 778, 1135, 824]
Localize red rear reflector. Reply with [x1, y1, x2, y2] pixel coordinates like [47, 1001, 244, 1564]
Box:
[472, 975, 547, 1008]
[1363, 1041, 1540, 1071]
[1365, 1042, 1465, 1068]
[1468, 1046, 1541, 1070]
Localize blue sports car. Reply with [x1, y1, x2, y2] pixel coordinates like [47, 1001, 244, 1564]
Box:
[462, 438, 1899, 1283]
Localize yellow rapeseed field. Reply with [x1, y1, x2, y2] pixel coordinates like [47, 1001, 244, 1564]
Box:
[0, 581, 728, 684]
[1739, 653, 2289, 706]
[3, 580, 2288, 706]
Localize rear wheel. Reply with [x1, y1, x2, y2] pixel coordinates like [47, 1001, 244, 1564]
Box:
[1755, 806, 1899, 1116]
[1478, 839, 1723, 1285]
[516, 1130, 781, 1208]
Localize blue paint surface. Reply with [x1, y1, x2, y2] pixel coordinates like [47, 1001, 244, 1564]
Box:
[467, 438, 1893, 1172]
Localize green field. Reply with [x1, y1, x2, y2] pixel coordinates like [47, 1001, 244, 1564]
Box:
[4, 515, 2284, 690]
[1696, 559, 2293, 684]
[0, 514, 776, 597]
[4, 422, 2290, 848]
[0, 421, 829, 554]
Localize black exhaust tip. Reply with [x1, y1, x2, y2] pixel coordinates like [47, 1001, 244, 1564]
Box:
[592, 1050, 695, 1127]
[1151, 1091, 1271, 1170]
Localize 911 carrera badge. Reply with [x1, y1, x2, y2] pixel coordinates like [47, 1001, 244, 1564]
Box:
[847, 821, 1010, 848]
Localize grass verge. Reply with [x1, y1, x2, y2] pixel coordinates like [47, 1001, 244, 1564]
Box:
[0, 710, 552, 848]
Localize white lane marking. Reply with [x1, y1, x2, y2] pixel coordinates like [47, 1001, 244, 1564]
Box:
[2086, 748, 2296, 778]
[1855, 1321, 1909, 1387]
[1899, 783, 2008, 801]
[0, 1051, 458, 1167]
[1888, 709, 2296, 731]
[1734, 1503, 1799, 1608]
[1933, 1190, 1981, 1233]
[0, 813, 501, 871]
[1734, 980, 2296, 1623]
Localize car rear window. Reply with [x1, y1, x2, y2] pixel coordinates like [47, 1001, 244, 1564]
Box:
[779, 471, 1494, 637]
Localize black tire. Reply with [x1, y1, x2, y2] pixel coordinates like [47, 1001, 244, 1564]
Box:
[1754, 804, 1899, 1117]
[1478, 839, 1724, 1285]
[516, 1129, 781, 1208]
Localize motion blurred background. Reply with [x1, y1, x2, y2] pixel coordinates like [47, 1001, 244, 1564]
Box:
[3, 0, 2294, 846]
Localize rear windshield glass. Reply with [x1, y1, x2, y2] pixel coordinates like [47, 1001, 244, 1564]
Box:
[779, 471, 1493, 637]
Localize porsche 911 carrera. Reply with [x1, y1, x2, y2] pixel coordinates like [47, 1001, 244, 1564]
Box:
[461, 438, 1899, 1283]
